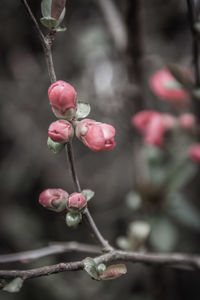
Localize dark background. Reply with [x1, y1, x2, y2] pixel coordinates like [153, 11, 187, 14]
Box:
[1, 0, 200, 299]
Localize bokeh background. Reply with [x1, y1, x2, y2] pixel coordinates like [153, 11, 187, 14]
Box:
[1, 0, 200, 299]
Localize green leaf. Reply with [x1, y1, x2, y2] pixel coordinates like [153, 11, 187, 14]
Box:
[76, 102, 91, 119]
[99, 264, 127, 280]
[83, 257, 99, 280]
[56, 26, 67, 32]
[3, 278, 24, 293]
[81, 189, 95, 202]
[66, 212, 82, 227]
[41, 0, 52, 17]
[40, 17, 59, 29]
[167, 193, 200, 232]
[166, 63, 194, 91]
[97, 264, 106, 275]
[47, 137, 64, 154]
[149, 217, 178, 252]
[166, 159, 197, 195]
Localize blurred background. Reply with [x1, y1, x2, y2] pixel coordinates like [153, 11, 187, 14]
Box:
[1, 0, 200, 299]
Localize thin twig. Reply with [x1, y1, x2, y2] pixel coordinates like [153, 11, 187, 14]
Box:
[0, 242, 101, 264]
[21, 0, 113, 252]
[65, 142, 113, 251]
[186, 0, 200, 86]
[1, 250, 200, 280]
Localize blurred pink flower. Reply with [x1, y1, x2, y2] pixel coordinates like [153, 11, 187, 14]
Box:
[132, 110, 176, 147]
[179, 113, 196, 130]
[149, 69, 189, 105]
[76, 119, 116, 152]
[189, 144, 200, 163]
[48, 120, 74, 143]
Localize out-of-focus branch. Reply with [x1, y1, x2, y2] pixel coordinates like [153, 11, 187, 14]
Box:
[0, 242, 101, 264]
[97, 0, 128, 53]
[125, 0, 145, 111]
[1, 250, 200, 280]
[186, 0, 200, 86]
[21, 0, 113, 253]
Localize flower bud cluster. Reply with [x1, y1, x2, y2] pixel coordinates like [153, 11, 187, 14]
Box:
[47, 80, 116, 152]
[39, 79, 116, 227]
[39, 189, 87, 227]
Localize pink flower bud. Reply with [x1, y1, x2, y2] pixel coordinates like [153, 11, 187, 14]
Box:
[39, 188, 68, 212]
[179, 113, 196, 130]
[149, 69, 190, 105]
[76, 119, 116, 152]
[189, 144, 200, 163]
[48, 81, 77, 119]
[48, 120, 74, 144]
[67, 192, 87, 211]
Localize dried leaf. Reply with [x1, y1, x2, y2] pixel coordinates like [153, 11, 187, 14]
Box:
[99, 264, 127, 280]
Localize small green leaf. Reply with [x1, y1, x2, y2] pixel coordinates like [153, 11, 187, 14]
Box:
[76, 102, 91, 119]
[3, 277, 24, 293]
[99, 264, 127, 280]
[56, 26, 67, 32]
[40, 17, 59, 29]
[97, 263, 106, 275]
[47, 137, 64, 154]
[150, 217, 178, 252]
[41, 0, 52, 17]
[66, 212, 82, 227]
[83, 257, 99, 280]
[81, 189, 95, 202]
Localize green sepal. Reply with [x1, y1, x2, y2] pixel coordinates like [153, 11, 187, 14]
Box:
[81, 189, 95, 202]
[76, 102, 91, 119]
[47, 137, 64, 154]
[40, 17, 59, 29]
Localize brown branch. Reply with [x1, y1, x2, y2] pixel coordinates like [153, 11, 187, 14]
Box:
[0, 242, 101, 264]
[1, 250, 200, 280]
[21, 0, 113, 252]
